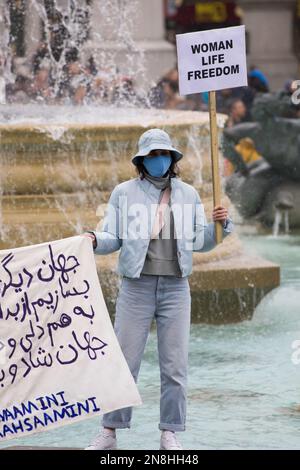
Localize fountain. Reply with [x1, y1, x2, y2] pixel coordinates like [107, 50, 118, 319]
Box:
[223, 92, 300, 230]
[0, 0, 280, 324]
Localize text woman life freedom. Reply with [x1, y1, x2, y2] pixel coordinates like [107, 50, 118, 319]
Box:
[187, 39, 240, 81]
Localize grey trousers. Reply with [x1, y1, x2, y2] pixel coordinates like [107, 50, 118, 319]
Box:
[102, 274, 191, 432]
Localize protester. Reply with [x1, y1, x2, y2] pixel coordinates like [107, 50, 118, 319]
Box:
[83, 128, 234, 450]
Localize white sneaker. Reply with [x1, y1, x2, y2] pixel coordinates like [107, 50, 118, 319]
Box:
[160, 430, 183, 450]
[85, 428, 117, 450]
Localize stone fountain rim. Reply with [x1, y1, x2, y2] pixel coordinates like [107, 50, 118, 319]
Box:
[0, 107, 227, 131]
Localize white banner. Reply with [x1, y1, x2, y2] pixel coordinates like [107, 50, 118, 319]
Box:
[0, 236, 142, 442]
[176, 25, 248, 95]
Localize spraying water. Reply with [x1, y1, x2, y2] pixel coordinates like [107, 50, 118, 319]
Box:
[0, 1, 14, 103]
[272, 208, 290, 237]
[0, 0, 158, 244]
[272, 190, 294, 237]
[9, 0, 149, 105]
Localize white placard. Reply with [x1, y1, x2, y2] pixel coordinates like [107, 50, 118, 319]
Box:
[0, 235, 142, 442]
[176, 25, 248, 96]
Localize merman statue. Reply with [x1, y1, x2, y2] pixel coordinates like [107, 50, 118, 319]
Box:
[223, 93, 300, 230]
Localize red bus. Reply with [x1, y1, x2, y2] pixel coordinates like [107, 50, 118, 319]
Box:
[164, 1, 242, 43]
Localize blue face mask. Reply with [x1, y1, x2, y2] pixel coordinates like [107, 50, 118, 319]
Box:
[143, 154, 172, 177]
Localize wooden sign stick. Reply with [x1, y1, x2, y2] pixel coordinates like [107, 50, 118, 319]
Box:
[209, 90, 223, 244]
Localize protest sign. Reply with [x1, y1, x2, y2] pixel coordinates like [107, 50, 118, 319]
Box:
[0, 235, 142, 442]
[176, 26, 247, 243]
[176, 25, 247, 96]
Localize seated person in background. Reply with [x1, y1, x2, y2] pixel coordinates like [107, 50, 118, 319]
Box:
[217, 87, 254, 116]
[225, 99, 248, 128]
[67, 60, 90, 105]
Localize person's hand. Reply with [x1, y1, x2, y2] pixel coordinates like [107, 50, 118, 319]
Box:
[82, 232, 97, 249]
[212, 205, 228, 226]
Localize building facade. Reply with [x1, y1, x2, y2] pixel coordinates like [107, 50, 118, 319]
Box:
[165, 0, 298, 90]
[239, 0, 298, 90]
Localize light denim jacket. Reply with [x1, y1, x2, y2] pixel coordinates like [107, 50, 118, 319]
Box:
[91, 177, 234, 278]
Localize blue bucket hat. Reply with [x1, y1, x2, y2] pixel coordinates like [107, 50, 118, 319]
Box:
[132, 128, 183, 166]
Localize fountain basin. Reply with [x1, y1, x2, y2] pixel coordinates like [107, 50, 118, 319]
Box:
[0, 105, 280, 323]
[96, 240, 280, 324]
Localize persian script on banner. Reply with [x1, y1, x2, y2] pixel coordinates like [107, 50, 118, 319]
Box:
[0, 236, 142, 442]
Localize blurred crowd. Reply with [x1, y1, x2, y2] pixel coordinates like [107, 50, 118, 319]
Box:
[148, 65, 300, 123]
[3, 44, 300, 125]
[5, 45, 147, 107]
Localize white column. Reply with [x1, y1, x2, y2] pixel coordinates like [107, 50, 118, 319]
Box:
[239, 0, 298, 90]
[133, 0, 165, 41]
